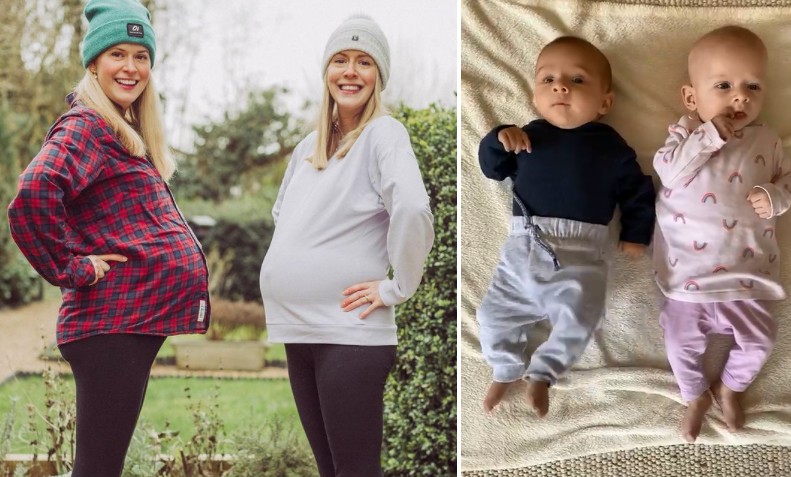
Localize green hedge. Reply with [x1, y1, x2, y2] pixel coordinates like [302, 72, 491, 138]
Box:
[0, 249, 43, 306]
[383, 103, 457, 476]
[0, 104, 43, 307]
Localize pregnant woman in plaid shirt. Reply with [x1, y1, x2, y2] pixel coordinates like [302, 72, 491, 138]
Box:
[6, 1, 209, 475]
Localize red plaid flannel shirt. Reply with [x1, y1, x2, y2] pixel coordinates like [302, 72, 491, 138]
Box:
[7, 103, 210, 344]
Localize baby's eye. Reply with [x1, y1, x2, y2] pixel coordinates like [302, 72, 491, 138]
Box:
[541, 76, 554, 83]
[748, 83, 762, 91]
[571, 76, 584, 84]
[715, 82, 731, 90]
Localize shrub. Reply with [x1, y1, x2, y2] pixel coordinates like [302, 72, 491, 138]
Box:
[121, 423, 169, 477]
[0, 250, 42, 307]
[187, 217, 274, 304]
[224, 418, 316, 477]
[206, 298, 266, 341]
[169, 383, 225, 476]
[123, 383, 227, 477]
[0, 400, 16, 476]
[0, 104, 44, 308]
[171, 87, 304, 202]
[383, 103, 457, 476]
[16, 367, 76, 475]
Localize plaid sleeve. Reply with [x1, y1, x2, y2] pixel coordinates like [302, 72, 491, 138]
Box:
[7, 113, 106, 288]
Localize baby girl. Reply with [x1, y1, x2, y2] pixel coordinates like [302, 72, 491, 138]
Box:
[653, 25, 790, 442]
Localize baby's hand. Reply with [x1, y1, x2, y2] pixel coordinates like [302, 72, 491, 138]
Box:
[711, 108, 735, 141]
[497, 126, 532, 153]
[619, 241, 646, 259]
[748, 188, 772, 218]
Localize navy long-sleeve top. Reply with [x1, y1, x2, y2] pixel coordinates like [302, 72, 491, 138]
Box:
[478, 119, 656, 245]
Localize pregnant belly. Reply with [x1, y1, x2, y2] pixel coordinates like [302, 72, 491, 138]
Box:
[260, 245, 386, 304]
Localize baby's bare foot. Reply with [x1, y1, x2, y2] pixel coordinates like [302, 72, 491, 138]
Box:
[526, 379, 549, 417]
[711, 380, 744, 431]
[682, 391, 712, 443]
[484, 381, 511, 414]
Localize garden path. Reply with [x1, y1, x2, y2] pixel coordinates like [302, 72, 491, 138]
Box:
[0, 299, 59, 383]
[0, 298, 288, 384]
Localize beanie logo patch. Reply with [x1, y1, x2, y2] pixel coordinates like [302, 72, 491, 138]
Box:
[127, 23, 144, 38]
[352, 35, 359, 41]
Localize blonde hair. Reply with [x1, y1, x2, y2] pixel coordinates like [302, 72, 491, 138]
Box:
[74, 70, 175, 181]
[310, 70, 387, 170]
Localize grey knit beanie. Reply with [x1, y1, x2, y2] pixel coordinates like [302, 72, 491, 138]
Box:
[322, 14, 390, 89]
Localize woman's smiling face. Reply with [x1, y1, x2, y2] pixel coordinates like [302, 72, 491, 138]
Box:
[326, 50, 379, 117]
[91, 43, 151, 111]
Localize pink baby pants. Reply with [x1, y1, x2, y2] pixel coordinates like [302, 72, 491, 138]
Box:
[659, 298, 776, 402]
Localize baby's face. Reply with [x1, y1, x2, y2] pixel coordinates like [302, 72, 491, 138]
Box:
[533, 43, 613, 129]
[686, 41, 767, 129]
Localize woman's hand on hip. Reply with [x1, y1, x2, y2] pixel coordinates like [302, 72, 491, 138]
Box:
[341, 281, 383, 319]
[87, 254, 127, 285]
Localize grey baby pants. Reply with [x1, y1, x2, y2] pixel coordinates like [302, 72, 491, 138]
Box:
[477, 216, 609, 384]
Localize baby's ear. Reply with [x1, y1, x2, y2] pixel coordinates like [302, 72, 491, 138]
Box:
[598, 91, 614, 115]
[681, 84, 697, 112]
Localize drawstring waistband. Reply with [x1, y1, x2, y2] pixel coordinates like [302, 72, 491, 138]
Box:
[513, 190, 561, 271]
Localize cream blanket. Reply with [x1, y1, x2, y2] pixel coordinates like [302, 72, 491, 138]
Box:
[460, 0, 791, 470]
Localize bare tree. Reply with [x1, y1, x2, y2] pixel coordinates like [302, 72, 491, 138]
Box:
[151, 0, 206, 150]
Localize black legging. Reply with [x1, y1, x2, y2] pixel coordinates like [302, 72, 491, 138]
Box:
[58, 333, 165, 477]
[285, 343, 397, 477]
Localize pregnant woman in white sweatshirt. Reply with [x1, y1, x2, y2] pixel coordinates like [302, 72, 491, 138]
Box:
[259, 13, 434, 477]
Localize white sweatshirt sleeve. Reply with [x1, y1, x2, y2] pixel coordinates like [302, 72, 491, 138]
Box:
[370, 119, 435, 306]
[272, 134, 312, 225]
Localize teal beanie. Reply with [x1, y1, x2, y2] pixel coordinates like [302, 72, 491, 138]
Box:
[81, 0, 156, 69]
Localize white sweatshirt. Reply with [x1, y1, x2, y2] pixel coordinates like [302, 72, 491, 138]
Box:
[260, 115, 435, 345]
[653, 115, 791, 303]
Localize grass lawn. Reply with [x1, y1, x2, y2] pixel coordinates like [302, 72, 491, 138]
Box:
[0, 374, 301, 454]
